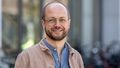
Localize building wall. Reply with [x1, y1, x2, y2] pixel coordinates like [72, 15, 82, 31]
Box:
[0, 0, 2, 48]
[102, 0, 119, 46]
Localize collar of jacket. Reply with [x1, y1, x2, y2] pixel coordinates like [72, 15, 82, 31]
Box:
[38, 38, 75, 55]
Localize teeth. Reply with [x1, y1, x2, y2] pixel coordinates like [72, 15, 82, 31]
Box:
[53, 29, 62, 32]
[54, 30, 61, 32]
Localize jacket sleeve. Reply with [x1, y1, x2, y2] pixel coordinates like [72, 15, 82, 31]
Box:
[14, 51, 29, 68]
[77, 52, 84, 68]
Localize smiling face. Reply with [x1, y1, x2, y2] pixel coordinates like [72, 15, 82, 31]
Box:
[42, 3, 70, 41]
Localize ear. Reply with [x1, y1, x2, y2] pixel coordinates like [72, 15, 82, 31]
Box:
[68, 19, 71, 27]
[41, 20, 45, 29]
[41, 20, 46, 38]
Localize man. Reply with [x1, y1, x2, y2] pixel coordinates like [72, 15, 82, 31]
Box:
[15, 1, 84, 68]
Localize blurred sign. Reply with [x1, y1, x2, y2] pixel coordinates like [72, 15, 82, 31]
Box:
[2, 0, 18, 15]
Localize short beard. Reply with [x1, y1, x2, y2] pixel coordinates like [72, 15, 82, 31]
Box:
[45, 28, 68, 41]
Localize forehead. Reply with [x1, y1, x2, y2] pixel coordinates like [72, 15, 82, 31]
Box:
[45, 3, 67, 10]
[44, 3, 68, 17]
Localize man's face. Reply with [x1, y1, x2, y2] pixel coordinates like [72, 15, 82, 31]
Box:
[42, 4, 70, 41]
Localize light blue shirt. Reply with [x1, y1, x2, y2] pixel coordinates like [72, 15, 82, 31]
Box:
[43, 39, 70, 68]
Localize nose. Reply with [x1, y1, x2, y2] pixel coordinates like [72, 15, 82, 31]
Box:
[53, 20, 61, 29]
[54, 20, 60, 26]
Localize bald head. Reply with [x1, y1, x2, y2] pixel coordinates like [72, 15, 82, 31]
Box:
[41, 1, 70, 20]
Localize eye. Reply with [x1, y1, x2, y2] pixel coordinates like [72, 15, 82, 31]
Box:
[48, 19, 53, 22]
[59, 19, 66, 22]
[48, 19, 56, 23]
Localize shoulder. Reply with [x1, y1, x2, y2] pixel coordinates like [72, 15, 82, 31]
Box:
[71, 47, 82, 58]
[69, 47, 84, 68]
[20, 42, 42, 56]
[17, 42, 43, 60]
[14, 43, 42, 68]
[72, 48, 84, 68]
[66, 42, 82, 58]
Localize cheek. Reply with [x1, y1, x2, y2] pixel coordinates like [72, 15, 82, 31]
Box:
[44, 24, 51, 29]
[64, 23, 70, 30]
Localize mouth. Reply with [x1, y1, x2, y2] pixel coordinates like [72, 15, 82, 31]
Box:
[51, 29, 63, 35]
[53, 29, 62, 32]
[52, 27, 63, 32]
[53, 30, 62, 35]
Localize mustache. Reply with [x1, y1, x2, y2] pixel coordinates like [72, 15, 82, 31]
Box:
[51, 26, 65, 31]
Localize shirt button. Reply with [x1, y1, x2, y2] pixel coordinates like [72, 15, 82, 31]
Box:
[54, 49, 56, 51]
[57, 58, 59, 61]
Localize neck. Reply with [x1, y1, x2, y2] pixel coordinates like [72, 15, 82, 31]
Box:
[46, 36, 67, 55]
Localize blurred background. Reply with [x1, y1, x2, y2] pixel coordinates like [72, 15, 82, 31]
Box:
[0, 0, 120, 68]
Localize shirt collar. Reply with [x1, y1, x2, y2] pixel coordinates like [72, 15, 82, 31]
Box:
[43, 39, 56, 52]
[39, 38, 75, 54]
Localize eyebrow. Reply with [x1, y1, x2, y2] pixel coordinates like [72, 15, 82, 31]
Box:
[46, 17, 67, 19]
